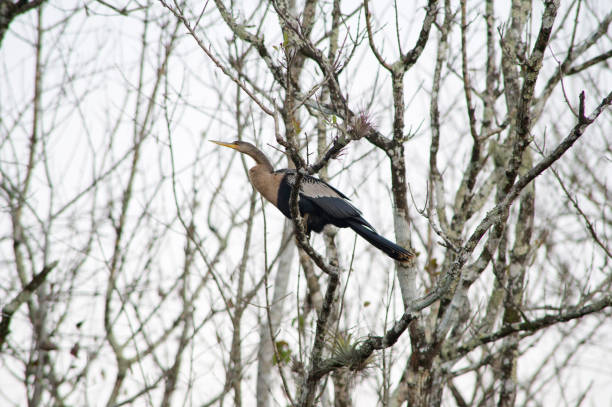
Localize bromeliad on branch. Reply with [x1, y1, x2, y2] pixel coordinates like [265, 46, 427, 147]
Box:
[211, 140, 415, 262]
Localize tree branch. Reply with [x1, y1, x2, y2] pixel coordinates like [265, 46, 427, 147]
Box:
[445, 294, 612, 360]
[0, 260, 58, 350]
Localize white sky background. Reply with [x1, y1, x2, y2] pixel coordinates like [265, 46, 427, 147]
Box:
[1, 0, 611, 406]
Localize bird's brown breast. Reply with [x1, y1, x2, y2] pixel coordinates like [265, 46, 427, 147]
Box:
[248, 166, 284, 207]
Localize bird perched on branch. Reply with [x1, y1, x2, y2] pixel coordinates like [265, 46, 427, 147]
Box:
[211, 140, 414, 262]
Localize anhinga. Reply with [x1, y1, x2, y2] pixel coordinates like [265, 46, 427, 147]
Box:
[211, 140, 414, 262]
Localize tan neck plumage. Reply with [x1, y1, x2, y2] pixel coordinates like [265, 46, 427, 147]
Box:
[248, 165, 283, 207]
[241, 146, 284, 207]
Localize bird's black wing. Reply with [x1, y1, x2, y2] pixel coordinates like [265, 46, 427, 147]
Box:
[278, 170, 375, 230]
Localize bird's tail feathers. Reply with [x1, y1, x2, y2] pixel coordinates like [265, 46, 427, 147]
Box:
[346, 219, 415, 262]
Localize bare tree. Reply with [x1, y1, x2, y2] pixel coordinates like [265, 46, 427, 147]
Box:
[1, 1, 611, 407]
[1, 1, 239, 405]
[161, 0, 612, 406]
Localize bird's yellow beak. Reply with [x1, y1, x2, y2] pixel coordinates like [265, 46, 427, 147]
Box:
[210, 140, 239, 150]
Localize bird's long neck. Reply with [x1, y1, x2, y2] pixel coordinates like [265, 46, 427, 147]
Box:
[247, 149, 274, 173]
[245, 148, 282, 206]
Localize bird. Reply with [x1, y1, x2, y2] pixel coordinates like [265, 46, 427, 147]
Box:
[211, 140, 414, 262]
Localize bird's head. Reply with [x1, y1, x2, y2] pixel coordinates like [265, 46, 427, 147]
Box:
[210, 140, 273, 170]
[210, 140, 251, 153]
